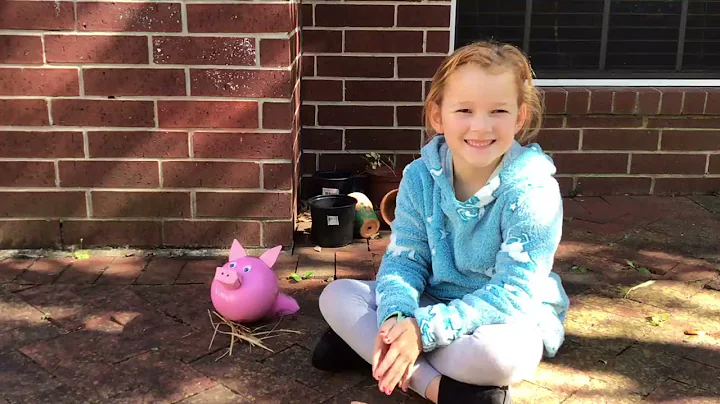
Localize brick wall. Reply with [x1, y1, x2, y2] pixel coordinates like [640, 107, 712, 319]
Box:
[299, 1, 720, 199]
[0, 0, 301, 249]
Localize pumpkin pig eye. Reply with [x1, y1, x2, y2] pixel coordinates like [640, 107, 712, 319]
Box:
[243, 266, 251, 273]
[229, 262, 237, 269]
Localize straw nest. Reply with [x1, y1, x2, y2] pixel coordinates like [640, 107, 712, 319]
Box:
[207, 310, 302, 361]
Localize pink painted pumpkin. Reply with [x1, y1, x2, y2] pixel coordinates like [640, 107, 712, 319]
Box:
[210, 239, 299, 323]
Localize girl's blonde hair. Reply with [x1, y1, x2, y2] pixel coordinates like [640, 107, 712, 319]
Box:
[424, 41, 543, 144]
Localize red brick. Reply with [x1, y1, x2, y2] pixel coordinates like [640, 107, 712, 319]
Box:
[187, 4, 293, 33]
[196, 193, 292, 219]
[553, 153, 629, 174]
[345, 129, 421, 150]
[262, 221, 293, 247]
[92, 192, 190, 218]
[174, 258, 223, 284]
[637, 89, 661, 115]
[426, 31, 450, 53]
[0, 192, 86, 217]
[52, 100, 154, 128]
[0, 36, 43, 64]
[263, 164, 292, 190]
[191, 69, 291, 98]
[345, 80, 422, 102]
[153, 37, 255, 65]
[59, 161, 159, 188]
[158, 101, 259, 129]
[301, 79, 342, 101]
[163, 220, 261, 247]
[0, 1, 74, 30]
[709, 155, 720, 174]
[317, 56, 394, 78]
[589, 90, 613, 114]
[303, 30, 342, 53]
[194, 133, 292, 159]
[260, 39, 291, 67]
[631, 154, 706, 174]
[612, 90, 637, 114]
[88, 131, 187, 158]
[17, 258, 72, 284]
[566, 88, 590, 115]
[654, 178, 720, 195]
[345, 31, 423, 53]
[659, 89, 683, 115]
[315, 5, 394, 27]
[301, 105, 316, 126]
[0, 131, 83, 158]
[318, 153, 368, 172]
[542, 116, 565, 128]
[134, 258, 185, 285]
[0, 68, 78, 96]
[319, 105, 394, 127]
[397, 56, 445, 79]
[263, 102, 293, 130]
[63, 221, 161, 248]
[396, 154, 420, 171]
[302, 55, 315, 76]
[55, 257, 114, 284]
[163, 162, 260, 189]
[301, 4, 313, 26]
[0, 220, 60, 248]
[398, 5, 451, 27]
[567, 116, 643, 128]
[648, 117, 720, 129]
[576, 177, 652, 196]
[84, 69, 185, 96]
[301, 129, 342, 150]
[536, 129, 579, 151]
[397, 105, 423, 126]
[682, 90, 707, 115]
[77, 2, 181, 32]
[0, 99, 48, 126]
[541, 88, 567, 114]
[96, 257, 149, 284]
[45, 35, 148, 64]
[583, 129, 659, 151]
[0, 162, 55, 187]
[706, 91, 720, 115]
[0, 258, 34, 282]
[661, 130, 720, 151]
[336, 251, 375, 280]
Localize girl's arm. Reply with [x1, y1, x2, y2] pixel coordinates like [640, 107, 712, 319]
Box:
[375, 164, 432, 328]
[413, 180, 563, 352]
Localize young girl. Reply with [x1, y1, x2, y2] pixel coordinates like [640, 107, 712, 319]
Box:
[311, 41, 570, 404]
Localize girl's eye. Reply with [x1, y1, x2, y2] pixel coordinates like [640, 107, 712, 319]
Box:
[456, 109, 471, 113]
[493, 109, 509, 114]
[229, 262, 237, 268]
[243, 266, 251, 273]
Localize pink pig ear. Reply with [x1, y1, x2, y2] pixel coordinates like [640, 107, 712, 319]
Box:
[258, 245, 282, 268]
[229, 239, 247, 261]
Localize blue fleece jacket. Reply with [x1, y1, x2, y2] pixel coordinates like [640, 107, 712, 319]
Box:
[375, 135, 569, 358]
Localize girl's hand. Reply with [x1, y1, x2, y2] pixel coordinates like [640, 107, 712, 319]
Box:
[374, 318, 423, 395]
[372, 317, 398, 380]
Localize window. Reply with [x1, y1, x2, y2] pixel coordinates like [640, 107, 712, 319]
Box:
[455, 0, 720, 79]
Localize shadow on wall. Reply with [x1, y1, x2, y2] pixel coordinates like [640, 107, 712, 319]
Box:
[0, 1, 301, 250]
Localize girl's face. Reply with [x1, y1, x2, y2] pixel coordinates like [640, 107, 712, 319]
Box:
[429, 64, 526, 175]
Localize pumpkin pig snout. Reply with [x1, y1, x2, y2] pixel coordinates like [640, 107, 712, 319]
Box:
[214, 266, 241, 288]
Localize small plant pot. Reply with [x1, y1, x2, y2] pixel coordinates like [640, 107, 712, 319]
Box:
[313, 170, 355, 197]
[379, 188, 398, 226]
[308, 194, 357, 248]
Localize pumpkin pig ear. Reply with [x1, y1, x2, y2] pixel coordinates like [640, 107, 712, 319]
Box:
[259, 245, 282, 268]
[229, 239, 247, 261]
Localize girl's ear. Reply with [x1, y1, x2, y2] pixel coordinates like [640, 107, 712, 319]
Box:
[515, 103, 528, 134]
[429, 101, 444, 134]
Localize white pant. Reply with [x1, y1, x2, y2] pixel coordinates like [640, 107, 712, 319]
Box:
[319, 279, 543, 399]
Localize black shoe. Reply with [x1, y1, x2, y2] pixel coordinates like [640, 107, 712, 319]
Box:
[310, 327, 369, 372]
[438, 377, 511, 404]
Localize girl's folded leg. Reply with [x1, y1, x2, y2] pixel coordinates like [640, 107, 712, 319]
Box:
[315, 279, 441, 399]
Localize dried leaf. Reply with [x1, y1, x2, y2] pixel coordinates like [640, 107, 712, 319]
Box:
[684, 329, 706, 336]
[626, 260, 635, 268]
[313, 246, 322, 252]
[624, 280, 655, 298]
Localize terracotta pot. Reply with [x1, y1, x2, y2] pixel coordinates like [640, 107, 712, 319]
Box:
[379, 188, 398, 226]
[366, 166, 402, 210]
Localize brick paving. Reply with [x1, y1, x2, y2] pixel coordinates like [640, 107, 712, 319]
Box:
[1, 196, 719, 403]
